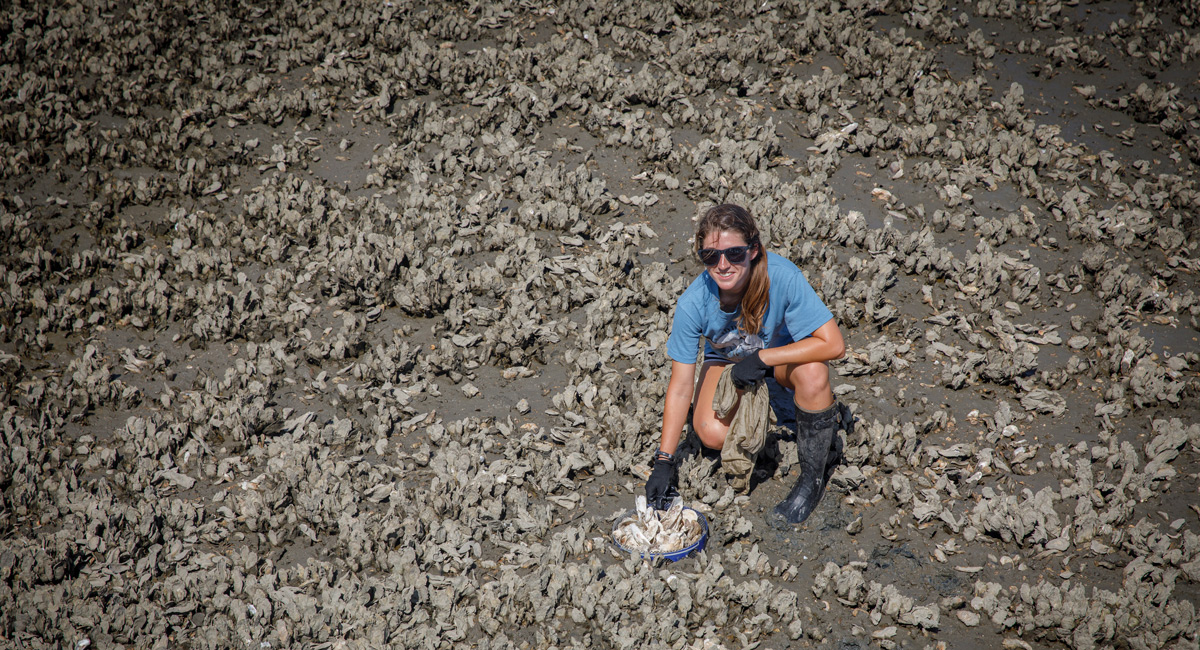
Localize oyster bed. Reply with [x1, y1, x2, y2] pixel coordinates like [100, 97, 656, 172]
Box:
[2, 1, 1199, 649]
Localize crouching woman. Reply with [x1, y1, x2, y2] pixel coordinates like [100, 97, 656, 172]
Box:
[645, 203, 850, 526]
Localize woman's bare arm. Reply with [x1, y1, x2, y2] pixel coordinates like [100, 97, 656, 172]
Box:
[656, 360, 696, 455]
[757, 318, 845, 367]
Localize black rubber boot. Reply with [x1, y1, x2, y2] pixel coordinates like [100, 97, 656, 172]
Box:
[767, 402, 850, 527]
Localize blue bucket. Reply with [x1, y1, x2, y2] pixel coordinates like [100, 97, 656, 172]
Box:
[611, 507, 709, 562]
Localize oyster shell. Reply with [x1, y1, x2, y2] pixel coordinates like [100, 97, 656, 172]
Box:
[613, 496, 704, 555]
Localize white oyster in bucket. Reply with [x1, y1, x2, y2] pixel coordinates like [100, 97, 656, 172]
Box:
[613, 496, 705, 555]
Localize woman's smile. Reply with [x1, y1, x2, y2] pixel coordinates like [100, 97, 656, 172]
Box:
[702, 230, 756, 300]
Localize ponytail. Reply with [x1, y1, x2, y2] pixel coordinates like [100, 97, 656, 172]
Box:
[739, 245, 769, 335]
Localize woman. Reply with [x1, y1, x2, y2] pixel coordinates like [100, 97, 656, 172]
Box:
[645, 203, 850, 526]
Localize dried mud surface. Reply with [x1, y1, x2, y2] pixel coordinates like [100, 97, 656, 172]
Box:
[2, 1, 1200, 649]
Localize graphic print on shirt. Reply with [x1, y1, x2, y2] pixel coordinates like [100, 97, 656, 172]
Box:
[709, 324, 764, 362]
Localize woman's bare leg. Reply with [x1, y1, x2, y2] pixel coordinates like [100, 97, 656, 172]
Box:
[774, 360, 834, 412]
[691, 361, 735, 450]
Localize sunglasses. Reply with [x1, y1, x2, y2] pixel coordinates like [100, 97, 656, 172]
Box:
[697, 244, 755, 266]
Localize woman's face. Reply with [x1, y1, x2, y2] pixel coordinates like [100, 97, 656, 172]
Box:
[701, 229, 758, 298]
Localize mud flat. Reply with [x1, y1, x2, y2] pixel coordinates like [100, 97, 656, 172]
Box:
[2, 1, 1198, 649]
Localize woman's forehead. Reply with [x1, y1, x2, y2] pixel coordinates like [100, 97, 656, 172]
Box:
[703, 229, 748, 246]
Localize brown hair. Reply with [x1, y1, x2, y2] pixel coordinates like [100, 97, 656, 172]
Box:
[695, 204, 769, 335]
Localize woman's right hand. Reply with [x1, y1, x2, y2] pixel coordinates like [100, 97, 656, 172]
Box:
[648, 361, 694, 509]
[645, 455, 678, 509]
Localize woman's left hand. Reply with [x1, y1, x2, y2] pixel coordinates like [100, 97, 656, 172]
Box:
[731, 350, 772, 389]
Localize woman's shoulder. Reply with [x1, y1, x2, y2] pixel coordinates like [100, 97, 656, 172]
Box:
[679, 270, 716, 303]
[765, 252, 820, 299]
[765, 251, 805, 277]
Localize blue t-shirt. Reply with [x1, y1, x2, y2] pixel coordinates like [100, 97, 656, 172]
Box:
[666, 251, 834, 364]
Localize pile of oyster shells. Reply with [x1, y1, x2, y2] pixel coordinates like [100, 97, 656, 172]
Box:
[613, 497, 705, 555]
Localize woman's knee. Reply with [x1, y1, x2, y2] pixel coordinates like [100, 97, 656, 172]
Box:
[786, 362, 832, 403]
[691, 414, 727, 450]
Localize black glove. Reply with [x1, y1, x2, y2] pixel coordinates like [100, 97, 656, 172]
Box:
[645, 452, 679, 510]
[731, 350, 771, 390]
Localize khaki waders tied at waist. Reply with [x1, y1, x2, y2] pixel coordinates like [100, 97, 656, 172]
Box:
[713, 365, 775, 492]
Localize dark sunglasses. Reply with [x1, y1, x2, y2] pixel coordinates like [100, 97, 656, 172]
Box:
[697, 244, 755, 266]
